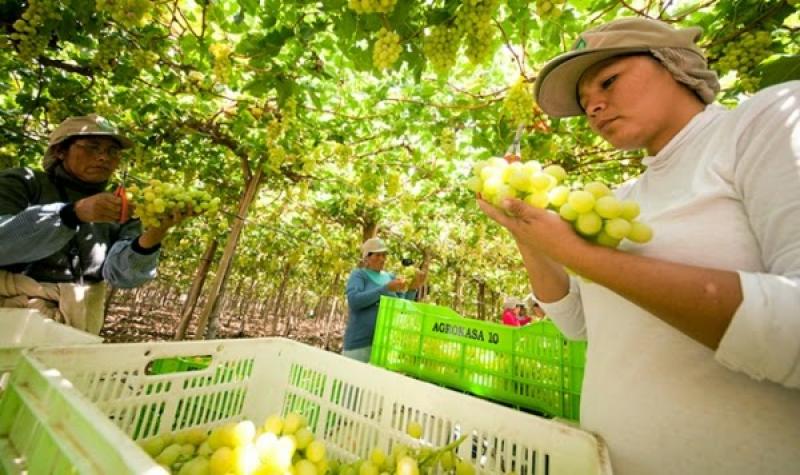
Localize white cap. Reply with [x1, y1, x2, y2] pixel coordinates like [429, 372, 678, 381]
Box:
[361, 237, 388, 258]
[503, 296, 521, 309]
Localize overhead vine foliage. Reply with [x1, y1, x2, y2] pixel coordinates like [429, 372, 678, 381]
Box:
[1, 0, 798, 324]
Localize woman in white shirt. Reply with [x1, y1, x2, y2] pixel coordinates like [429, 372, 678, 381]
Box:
[479, 17, 800, 475]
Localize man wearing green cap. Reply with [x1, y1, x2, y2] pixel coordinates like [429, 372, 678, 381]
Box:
[0, 114, 191, 334]
[479, 17, 799, 475]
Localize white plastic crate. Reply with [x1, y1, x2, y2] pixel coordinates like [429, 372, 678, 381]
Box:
[0, 338, 612, 474]
[0, 309, 102, 381]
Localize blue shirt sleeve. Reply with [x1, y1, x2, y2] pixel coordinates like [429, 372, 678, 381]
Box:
[346, 270, 390, 310]
[0, 204, 76, 265]
[102, 220, 160, 288]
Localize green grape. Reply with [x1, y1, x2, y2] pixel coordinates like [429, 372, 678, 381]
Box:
[714, 30, 772, 92]
[567, 190, 595, 214]
[155, 443, 184, 466]
[506, 162, 537, 193]
[209, 446, 234, 474]
[373, 28, 403, 70]
[369, 448, 387, 467]
[295, 459, 319, 475]
[455, 0, 500, 65]
[128, 180, 221, 230]
[138, 436, 167, 457]
[466, 176, 483, 193]
[295, 427, 314, 450]
[406, 421, 423, 439]
[305, 440, 327, 463]
[455, 459, 476, 475]
[524, 191, 549, 209]
[283, 412, 307, 435]
[439, 128, 457, 157]
[504, 77, 535, 126]
[535, 0, 567, 20]
[548, 185, 570, 207]
[96, 0, 153, 28]
[348, 0, 398, 14]
[231, 445, 259, 474]
[628, 221, 654, 243]
[531, 172, 556, 191]
[231, 420, 256, 447]
[423, 25, 462, 75]
[396, 456, 420, 475]
[594, 196, 622, 219]
[359, 461, 380, 475]
[620, 200, 640, 220]
[132, 50, 159, 70]
[177, 456, 211, 475]
[439, 451, 455, 470]
[209, 43, 233, 83]
[584, 181, 611, 198]
[543, 165, 567, 182]
[604, 218, 632, 240]
[10, 0, 61, 62]
[576, 211, 603, 236]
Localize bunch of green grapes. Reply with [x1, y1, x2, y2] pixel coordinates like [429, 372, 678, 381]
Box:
[10, 0, 60, 62]
[385, 171, 402, 196]
[127, 180, 221, 229]
[455, 0, 500, 65]
[46, 101, 71, 124]
[138, 412, 331, 475]
[132, 50, 159, 70]
[467, 158, 653, 248]
[331, 421, 477, 475]
[503, 77, 535, 126]
[439, 128, 457, 158]
[209, 43, 232, 83]
[373, 28, 403, 70]
[347, 0, 398, 14]
[397, 266, 420, 289]
[715, 30, 772, 92]
[333, 143, 353, 165]
[423, 25, 462, 75]
[535, 0, 567, 20]
[92, 36, 125, 72]
[96, 0, 152, 28]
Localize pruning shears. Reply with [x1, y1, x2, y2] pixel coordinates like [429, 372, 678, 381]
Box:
[114, 166, 130, 223]
[504, 124, 525, 163]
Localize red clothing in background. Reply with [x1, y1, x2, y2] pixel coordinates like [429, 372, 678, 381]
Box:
[502, 309, 531, 327]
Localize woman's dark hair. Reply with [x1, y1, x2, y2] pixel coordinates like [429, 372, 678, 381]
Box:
[52, 137, 77, 158]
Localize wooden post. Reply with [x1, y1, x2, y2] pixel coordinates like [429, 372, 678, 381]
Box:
[195, 167, 264, 339]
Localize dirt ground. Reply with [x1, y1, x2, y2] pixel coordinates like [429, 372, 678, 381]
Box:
[100, 304, 345, 352]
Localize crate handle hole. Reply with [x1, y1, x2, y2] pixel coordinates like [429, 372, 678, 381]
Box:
[144, 355, 213, 375]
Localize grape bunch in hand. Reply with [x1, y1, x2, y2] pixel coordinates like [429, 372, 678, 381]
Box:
[468, 157, 653, 248]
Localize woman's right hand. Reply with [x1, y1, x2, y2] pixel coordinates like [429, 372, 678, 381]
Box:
[477, 196, 586, 264]
[386, 278, 406, 292]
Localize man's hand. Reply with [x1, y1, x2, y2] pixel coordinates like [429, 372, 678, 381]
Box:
[74, 192, 123, 223]
[137, 206, 198, 249]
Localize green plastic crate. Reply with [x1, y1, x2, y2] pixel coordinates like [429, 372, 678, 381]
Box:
[370, 297, 587, 421]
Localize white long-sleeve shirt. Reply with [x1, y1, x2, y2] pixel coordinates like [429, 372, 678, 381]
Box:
[542, 81, 800, 474]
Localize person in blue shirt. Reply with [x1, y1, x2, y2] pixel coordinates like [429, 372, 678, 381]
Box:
[342, 237, 426, 362]
[0, 114, 194, 334]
